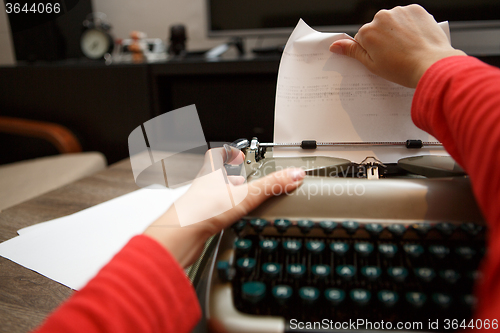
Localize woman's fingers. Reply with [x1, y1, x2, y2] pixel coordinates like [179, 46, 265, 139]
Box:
[230, 168, 306, 219]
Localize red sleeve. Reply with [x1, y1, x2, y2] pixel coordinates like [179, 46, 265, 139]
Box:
[412, 56, 500, 321]
[31, 235, 201, 333]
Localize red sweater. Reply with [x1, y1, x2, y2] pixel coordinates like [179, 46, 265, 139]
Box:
[32, 235, 201, 333]
[412, 56, 500, 321]
[33, 56, 500, 333]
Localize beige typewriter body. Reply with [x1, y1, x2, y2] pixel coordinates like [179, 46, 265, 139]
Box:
[203, 139, 484, 333]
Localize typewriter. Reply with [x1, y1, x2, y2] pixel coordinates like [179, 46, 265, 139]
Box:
[198, 138, 485, 333]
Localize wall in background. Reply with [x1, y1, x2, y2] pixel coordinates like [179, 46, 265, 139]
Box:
[0, 0, 287, 64]
[0, 6, 15, 65]
[2, 1, 499, 62]
[91, 0, 287, 53]
[92, 0, 218, 51]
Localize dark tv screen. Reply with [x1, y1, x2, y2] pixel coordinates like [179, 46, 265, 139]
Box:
[208, 0, 500, 36]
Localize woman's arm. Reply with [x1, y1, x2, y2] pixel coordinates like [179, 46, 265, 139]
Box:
[32, 235, 202, 333]
[330, 4, 500, 320]
[32, 148, 306, 333]
[412, 55, 500, 322]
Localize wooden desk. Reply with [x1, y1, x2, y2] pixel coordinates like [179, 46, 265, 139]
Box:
[0, 159, 139, 333]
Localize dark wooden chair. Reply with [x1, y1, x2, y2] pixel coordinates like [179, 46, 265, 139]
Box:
[0, 116, 106, 211]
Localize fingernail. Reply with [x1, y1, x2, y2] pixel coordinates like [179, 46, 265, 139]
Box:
[329, 44, 343, 55]
[287, 168, 305, 181]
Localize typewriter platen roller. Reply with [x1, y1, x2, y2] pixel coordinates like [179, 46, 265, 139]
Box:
[200, 138, 485, 333]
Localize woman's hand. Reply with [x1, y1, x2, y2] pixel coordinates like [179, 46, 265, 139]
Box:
[329, 5, 466, 88]
[143, 147, 305, 267]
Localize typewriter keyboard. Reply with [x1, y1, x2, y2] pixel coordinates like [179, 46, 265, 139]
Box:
[219, 219, 485, 329]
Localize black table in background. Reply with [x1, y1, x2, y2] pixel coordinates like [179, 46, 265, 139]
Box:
[0, 54, 498, 164]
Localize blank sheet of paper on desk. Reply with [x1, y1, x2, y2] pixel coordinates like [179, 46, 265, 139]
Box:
[274, 19, 449, 163]
[0, 185, 189, 290]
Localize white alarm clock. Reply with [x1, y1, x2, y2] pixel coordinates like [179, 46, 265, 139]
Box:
[80, 13, 114, 60]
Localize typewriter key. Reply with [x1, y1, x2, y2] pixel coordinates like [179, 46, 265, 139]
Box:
[365, 223, 384, 236]
[406, 292, 427, 308]
[354, 242, 374, 256]
[312, 265, 331, 279]
[378, 244, 398, 258]
[287, 264, 306, 279]
[350, 289, 371, 305]
[325, 288, 345, 305]
[410, 222, 433, 236]
[234, 239, 252, 253]
[387, 267, 408, 282]
[242, 281, 266, 303]
[274, 219, 291, 233]
[435, 222, 457, 236]
[462, 294, 477, 308]
[272, 285, 293, 304]
[429, 245, 450, 259]
[330, 242, 349, 256]
[262, 263, 282, 278]
[403, 244, 424, 258]
[319, 220, 337, 234]
[414, 267, 436, 282]
[299, 287, 320, 305]
[260, 239, 278, 253]
[361, 266, 381, 281]
[237, 258, 256, 274]
[342, 221, 359, 234]
[378, 290, 399, 307]
[297, 220, 315, 234]
[250, 218, 269, 233]
[461, 222, 483, 236]
[306, 240, 325, 254]
[432, 293, 452, 309]
[216, 260, 234, 282]
[232, 220, 246, 233]
[387, 224, 406, 237]
[466, 270, 481, 282]
[283, 240, 302, 254]
[455, 246, 476, 260]
[336, 265, 356, 280]
[439, 269, 461, 284]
